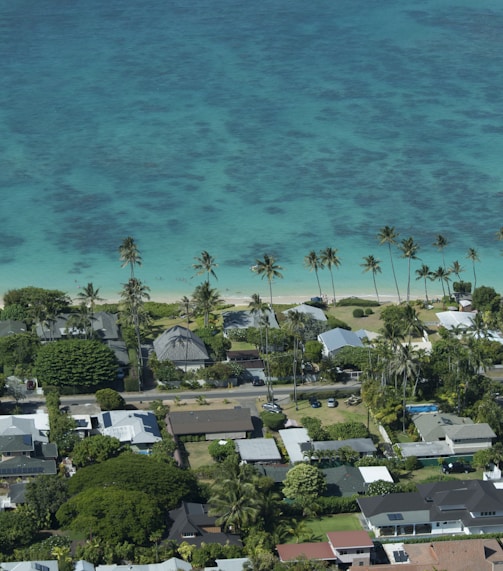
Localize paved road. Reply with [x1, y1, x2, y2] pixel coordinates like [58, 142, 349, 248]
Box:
[7, 381, 361, 409]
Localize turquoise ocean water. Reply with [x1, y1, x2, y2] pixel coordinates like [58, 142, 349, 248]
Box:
[1, 0, 503, 304]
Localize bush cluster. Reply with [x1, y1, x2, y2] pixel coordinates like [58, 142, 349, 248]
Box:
[336, 297, 380, 307]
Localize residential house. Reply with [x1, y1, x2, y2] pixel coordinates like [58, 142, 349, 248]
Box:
[411, 412, 495, 455]
[301, 438, 377, 460]
[282, 304, 327, 322]
[0, 482, 27, 510]
[0, 415, 57, 478]
[0, 562, 59, 571]
[356, 537, 503, 571]
[203, 558, 250, 571]
[92, 560, 192, 571]
[358, 479, 503, 538]
[235, 438, 281, 464]
[96, 410, 162, 453]
[222, 308, 279, 336]
[153, 326, 209, 371]
[436, 310, 478, 331]
[277, 530, 373, 567]
[317, 328, 363, 357]
[167, 409, 254, 441]
[0, 319, 27, 337]
[167, 502, 242, 547]
[226, 349, 264, 379]
[358, 466, 394, 489]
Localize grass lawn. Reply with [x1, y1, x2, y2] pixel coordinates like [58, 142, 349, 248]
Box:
[305, 513, 362, 537]
[184, 441, 215, 471]
[278, 398, 380, 440]
[400, 464, 483, 485]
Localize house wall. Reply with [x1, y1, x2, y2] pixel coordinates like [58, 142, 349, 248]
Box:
[448, 439, 493, 454]
[335, 548, 371, 566]
[206, 431, 247, 441]
[431, 520, 464, 535]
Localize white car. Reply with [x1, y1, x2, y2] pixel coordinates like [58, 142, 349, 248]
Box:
[327, 398, 337, 408]
[262, 402, 283, 414]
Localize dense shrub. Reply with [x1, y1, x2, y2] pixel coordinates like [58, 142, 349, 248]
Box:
[317, 495, 359, 514]
[352, 308, 364, 318]
[260, 411, 286, 431]
[326, 315, 351, 330]
[336, 298, 380, 307]
[143, 301, 180, 319]
[365, 307, 374, 316]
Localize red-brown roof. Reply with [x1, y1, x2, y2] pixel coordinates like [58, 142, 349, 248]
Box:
[327, 530, 373, 549]
[276, 542, 335, 562]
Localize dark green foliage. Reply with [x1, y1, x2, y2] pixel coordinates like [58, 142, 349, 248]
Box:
[13, 535, 72, 563]
[35, 339, 118, 388]
[404, 456, 421, 471]
[57, 487, 163, 545]
[336, 298, 380, 307]
[301, 416, 329, 441]
[190, 543, 244, 569]
[143, 301, 180, 319]
[352, 308, 365, 318]
[46, 391, 80, 456]
[149, 354, 184, 384]
[3, 287, 70, 312]
[283, 464, 327, 506]
[260, 411, 287, 431]
[329, 346, 370, 370]
[325, 315, 351, 330]
[472, 286, 501, 312]
[25, 475, 70, 528]
[0, 333, 40, 373]
[365, 307, 374, 316]
[67, 454, 200, 509]
[326, 421, 369, 440]
[0, 303, 27, 321]
[366, 480, 398, 496]
[304, 340, 323, 362]
[316, 495, 359, 514]
[208, 439, 237, 462]
[194, 328, 231, 360]
[453, 281, 471, 294]
[71, 435, 124, 467]
[200, 362, 234, 382]
[95, 388, 125, 410]
[0, 508, 39, 554]
[265, 351, 294, 378]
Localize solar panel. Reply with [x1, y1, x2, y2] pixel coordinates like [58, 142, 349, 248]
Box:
[103, 412, 112, 428]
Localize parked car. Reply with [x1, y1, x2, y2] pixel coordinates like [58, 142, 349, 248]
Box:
[310, 398, 322, 408]
[327, 397, 338, 408]
[442, 461, 474, 474]
[262, 402, 283, 414]
[26, 379, 36, 391]
[252, 377, 265, 386]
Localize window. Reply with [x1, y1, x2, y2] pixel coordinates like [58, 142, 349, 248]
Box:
[387, 513, 404, 521]
[356, 549, 365, 554]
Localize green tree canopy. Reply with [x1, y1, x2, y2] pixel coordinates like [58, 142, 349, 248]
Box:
[208, 439, 238, 462]
[282, 464, 326, 506]
[56, 487, 162, 545]
[35, 339, 118, 388]
[25, 475, 70, 528]
[95, 388, 125, 410]
[0, 333, 40, 373]
[71, 435, 124, 467]
[67, 454, 199, 510]
[0, 508, 39, 554]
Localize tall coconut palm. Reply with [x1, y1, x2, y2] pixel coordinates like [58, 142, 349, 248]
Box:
[319, 247, 341, 304]
[432, 266, 450, 298]
[415, 264, 432, 305]
[392, 344, 420, 432]
[285, 310, 307, 410]
[402, 303, 424, 345]
[253, 254, 283, 307]
[449, 260, 464, 282]
[361, 255, 382, 303]
[304, 251, 324, 298]
[433, 234, 450, 296]
[76, 282, 103, 335]
[120, 277, 151, 389]
[179, 296, 194, 372]
[192, 282, 223, 328]
[466, 247, 480, 290]
[377, 226, 401, 303]
[399, 237, 420, 303]
[119, 236, 142, 278]
[192, 250, 218, 284]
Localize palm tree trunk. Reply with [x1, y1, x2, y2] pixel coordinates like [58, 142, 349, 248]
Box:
[389, 244, 401, 303]
[315, 270, 322, 298]
[329, 269, 336, 304]
[372, 275, 380, 303]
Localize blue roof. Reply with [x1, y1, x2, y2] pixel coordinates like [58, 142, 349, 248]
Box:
[318, 327, 363, 352]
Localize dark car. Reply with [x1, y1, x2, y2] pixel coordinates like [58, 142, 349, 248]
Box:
[442, 461, 474, 474]
[252, 378, 265, 386]
[262, 402, 283, 414]
[310, 399, 322, 408]
[26, 379, 36, 391]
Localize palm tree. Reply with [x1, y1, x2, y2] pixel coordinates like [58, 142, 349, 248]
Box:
[392, 344, 420, 432]
[120, 277, 151, 389]
[304, 251, 323, 298]
[432, 266, 450, 298]
[76, 282, 103, 335]
[119, 236, 142, 278]
[415, 264, 432, 305]
[252, 254, 283, 307]
[433, 234, 450, 296]
[402, 303, 424, 345]
[192, 282, 223, 328]
[209, 476, 260, 533]
[192, 250, 218, 284]
[377, 226, 401, 303]
[450, 260, 464, 282]
[399, 237, 420, 303]
[285, 310, 307, 410]
[179, 296, 193, 372]
[466, 247, 480, 290]
[319, 247, 341, 304]
[361, 255, 382, 303]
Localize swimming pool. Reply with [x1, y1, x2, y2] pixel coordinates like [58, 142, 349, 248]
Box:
[406, 404, 439, 414]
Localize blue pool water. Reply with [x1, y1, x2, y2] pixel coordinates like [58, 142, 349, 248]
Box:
[406, 404, 439, 414]
[1, 1, 503, 303]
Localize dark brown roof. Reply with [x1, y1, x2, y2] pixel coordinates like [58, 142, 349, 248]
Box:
[227, 349, 260, 360]
[168, 408, 253, 436]
[276, 542, 335, 562]
[327, 530, 373, 549]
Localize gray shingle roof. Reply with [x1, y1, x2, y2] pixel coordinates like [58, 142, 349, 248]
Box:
[318, 328, 363, 353]
[223, 308, 279, 331]
[153, 326, 209, 363]
[168, 409, 253, 436]
[235, 438, 281, 462]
